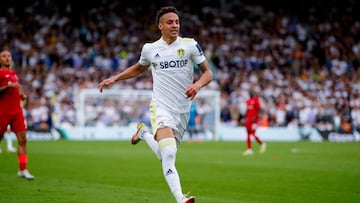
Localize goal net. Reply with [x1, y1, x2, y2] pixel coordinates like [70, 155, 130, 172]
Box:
[76, 88, 220, 141]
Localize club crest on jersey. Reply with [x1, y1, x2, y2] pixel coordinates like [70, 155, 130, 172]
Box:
[177, 48, 185, 57]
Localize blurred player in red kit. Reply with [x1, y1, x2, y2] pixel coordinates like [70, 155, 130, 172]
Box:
[0, 50, 34, 179]
[243, 90, 266, 156]
[0, 125, 17, 153]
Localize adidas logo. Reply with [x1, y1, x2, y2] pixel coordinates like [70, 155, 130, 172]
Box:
[155, 53, 160, 58]
[165, 169, 174, 176]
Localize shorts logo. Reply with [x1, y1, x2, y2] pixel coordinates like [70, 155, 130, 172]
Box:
[177, 48, 185, 57]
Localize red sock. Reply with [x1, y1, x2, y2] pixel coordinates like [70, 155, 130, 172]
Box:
[246, 134, 252, 149]
[18, 154, 27, 171]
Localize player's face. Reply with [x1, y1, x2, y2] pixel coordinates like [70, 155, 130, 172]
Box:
[158, 12, 180, 40]
[0, 51, 12, 68]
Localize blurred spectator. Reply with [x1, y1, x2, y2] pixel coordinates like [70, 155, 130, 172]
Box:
[0, 0, 359, 133]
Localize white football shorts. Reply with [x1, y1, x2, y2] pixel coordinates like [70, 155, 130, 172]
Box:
[149, 103, 190, 145]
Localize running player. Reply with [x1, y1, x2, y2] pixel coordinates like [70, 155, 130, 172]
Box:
[98, 6, 213, 203]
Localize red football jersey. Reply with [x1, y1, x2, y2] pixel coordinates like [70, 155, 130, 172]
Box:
[0, 68, 22, 114]
[246, 96, 261, 121]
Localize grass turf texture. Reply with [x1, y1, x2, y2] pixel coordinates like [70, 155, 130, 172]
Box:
[1, 140, 360, 203]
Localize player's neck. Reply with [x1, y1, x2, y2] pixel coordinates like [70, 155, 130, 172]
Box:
[1, 65, 11, 70]
[162, 36, 177, 45]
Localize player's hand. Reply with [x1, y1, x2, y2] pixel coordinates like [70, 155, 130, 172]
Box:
[185, 83, 200, 100]
[98, 77, 116, 93]
[20, 93, 27, 101]
[251, 123, 257, 130]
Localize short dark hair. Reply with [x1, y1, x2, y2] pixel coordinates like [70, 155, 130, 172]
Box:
[156, 6, 179, 24]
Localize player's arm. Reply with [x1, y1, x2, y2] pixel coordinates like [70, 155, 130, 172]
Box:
[255, 98, 263, 121]
[98, 62, 149, 93]
[258, 105, 264, 116]
[185, 60, 213, 100]
[194, 60, 213, 89]
[19, 84, 27, 100]
[0, 81, 21, 92]
[0, 84, 7, 91]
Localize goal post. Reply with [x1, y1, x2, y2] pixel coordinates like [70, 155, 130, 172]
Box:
[76, 88, 221, 141]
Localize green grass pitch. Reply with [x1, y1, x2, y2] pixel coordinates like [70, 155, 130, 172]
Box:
[1, 140, 360, 203]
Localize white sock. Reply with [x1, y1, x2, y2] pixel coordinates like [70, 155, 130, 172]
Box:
[159, 138, 184, 203]
[143, 132, 161, 160]
[5, 132, 14, 149]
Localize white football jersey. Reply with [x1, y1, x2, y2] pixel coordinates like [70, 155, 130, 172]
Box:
[139, 36, 206, 113]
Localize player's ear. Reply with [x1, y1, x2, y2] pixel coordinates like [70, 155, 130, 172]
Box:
[158, 23, 163, 30]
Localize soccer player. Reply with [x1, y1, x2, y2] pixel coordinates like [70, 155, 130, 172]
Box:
[243, 90, 266, 156]
[187, 102, 199, 143]
[5, 125, 17, 153]
[98, 6, 213, 203]
[0, 125, 16, 153]
[0, 50, 35, 180]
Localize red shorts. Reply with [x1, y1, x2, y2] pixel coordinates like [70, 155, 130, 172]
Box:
[245, 119, 259, 132]
[0, 112, 27, 135]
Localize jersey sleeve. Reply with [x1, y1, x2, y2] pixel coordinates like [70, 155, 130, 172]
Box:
[190, 39, 206, 65]
[138, 43, 151, 66]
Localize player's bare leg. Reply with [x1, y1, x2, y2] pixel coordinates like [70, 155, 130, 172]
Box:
[15, 131, 34, 180]
[5, 131, 16, 152]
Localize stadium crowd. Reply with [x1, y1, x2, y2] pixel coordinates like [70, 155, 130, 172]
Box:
[0, 0, 359, 135]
